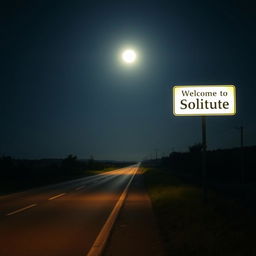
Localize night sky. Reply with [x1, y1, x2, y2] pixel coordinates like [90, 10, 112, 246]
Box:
[1, 0, 256, 161]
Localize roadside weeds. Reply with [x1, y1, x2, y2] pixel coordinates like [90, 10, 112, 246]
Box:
[143, 167, 256, 256]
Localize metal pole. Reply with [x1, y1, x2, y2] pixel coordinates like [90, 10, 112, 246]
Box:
[240, 126, 244, 148]
[201, 116, 207, 204]
[240, 126, 244, 184]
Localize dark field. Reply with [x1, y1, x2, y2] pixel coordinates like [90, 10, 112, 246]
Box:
[143, 166, 256, 256]
[142, 146, 256, 256]
[0, 155, 133, 195]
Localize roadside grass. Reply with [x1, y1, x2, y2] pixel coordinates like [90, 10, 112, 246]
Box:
[143, 167, 256, 256]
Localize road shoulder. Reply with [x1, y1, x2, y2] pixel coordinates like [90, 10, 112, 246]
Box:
[103, 168, 166, 256]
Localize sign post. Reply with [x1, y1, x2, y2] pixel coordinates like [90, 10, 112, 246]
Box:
[173, 85, 236, 203]
[201, 116, 207, 203]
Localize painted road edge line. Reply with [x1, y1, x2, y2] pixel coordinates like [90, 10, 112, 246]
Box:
[48, 193, 66, 200]
[6, 204, 37, 216]
[86, 164, 139, 256]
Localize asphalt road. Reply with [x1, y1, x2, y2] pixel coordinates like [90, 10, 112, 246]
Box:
[0, 164, 140, 256]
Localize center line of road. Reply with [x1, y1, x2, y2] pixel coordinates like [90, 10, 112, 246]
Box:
[75, 186, 84, 191]
[48, 193, 66, 201]
[6, 204, 37, 216]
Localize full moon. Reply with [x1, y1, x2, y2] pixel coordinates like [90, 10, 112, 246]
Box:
[122, 49, 137, 63]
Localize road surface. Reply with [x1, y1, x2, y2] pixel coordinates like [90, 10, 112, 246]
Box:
[0, 164, 140, 256]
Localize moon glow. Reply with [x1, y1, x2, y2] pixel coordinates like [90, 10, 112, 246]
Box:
[122, 49, 137, 63]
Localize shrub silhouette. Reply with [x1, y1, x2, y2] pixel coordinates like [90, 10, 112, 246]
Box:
[189, 143, 203, 153]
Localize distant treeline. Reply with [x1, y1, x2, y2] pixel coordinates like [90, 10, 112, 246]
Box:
[0, 155, 133, 194]
[145, 146, 256, 184]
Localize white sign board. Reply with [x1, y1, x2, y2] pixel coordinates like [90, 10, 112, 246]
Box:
[173, 85, 236, 116]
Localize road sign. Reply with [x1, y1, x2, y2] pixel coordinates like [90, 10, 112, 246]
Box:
[173, 85, 236, 116]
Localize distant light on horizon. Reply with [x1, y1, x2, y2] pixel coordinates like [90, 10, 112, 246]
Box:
[121, 49, 137, 63]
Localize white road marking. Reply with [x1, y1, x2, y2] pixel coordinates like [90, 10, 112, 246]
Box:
[75, 186, 84, 191]
[6, 204, 37, 216]
[48, 193, 66, 201]
[86, 164, 140, 256]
